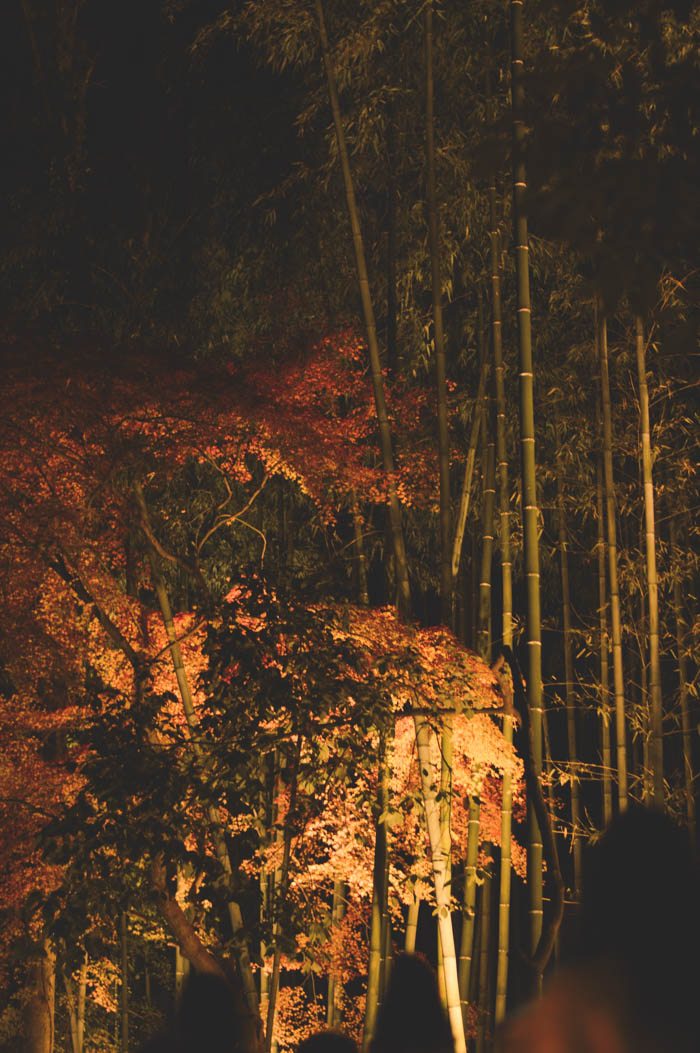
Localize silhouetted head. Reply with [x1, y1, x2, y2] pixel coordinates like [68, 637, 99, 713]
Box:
[370, 953, 454, 1053]
[574, 806, 700, 1050]
[297, 1030, 358, 1053]
[176, 971, 241, 1052]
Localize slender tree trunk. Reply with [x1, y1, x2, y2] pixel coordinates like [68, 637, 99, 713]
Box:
[477, 417, 496, 663]
[363, 734, 390, 1052]
[451, 359, 488, 590]
[510, 0, 544, 960]
[120, 913, 129, 1053]
[670, 515, 696, 846]
[425, 1, 452, 624]
[635, 316, 663, 806]
[458, 799, 480, 1028]
[475, 869, 492, 1053]
[266, 740, 301, 1052]
[414, 722, 467, 1053]
[175, 946, 189, 1000]
[327, 880, 347, 1026]
[489, 158, 514, 1025]
[63, 954, 87, 1053]
[23, 938, 55, 1053]
[553, 406, 582, 897]
[437, 709, 454, 1008]
[351, 491, 370, 606]
[386, 111, 397, 375]
[405, 900, 419, 953]
[597, 311, 628, 810]
[596, 458, 614, 826]
[637, 583, 652, 803]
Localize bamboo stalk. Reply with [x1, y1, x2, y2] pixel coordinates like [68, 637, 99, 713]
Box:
[327, 880, 347, 1027]
[404, 900, 419, 953]
[362, 735, 390, 1051]
[475, 868, 492, 1053]
[597, 311, 628, 810]
[266, 740, 302, 1052]
[596, 458, 613, 826]
[670, 514, 696, 846]
[459, 798, 480, 1027]
[120, 913, 129, 1053]
[489, 154, 514, 1024]
[414, 718, 467, 1053]
[510, 0, 544, 958]
[425, 1, 452, 624]
[635, 317, 663, 806]
[553, 404, 582, 897]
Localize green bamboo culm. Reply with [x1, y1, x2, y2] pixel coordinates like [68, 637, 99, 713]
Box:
[327, 880, 347, 1026]
[475, 869, 492, 1053]
[635, 317, 663, 806]
[404, 900, 419, 953]
[670, 514, 696, 846]
[509, 0, 544, 960]
[427, 10, 455, 980]
[597, 310, 628, 810]
[477, 416, 496, 664]
[120, 913, 129, 1053]
[595, 455, 613, 826]
[458, 798, 480, 1027]
[362, 734, 389, 1051]
[553, 403, 583, 897]
[489, 154, 515, 1025]
[425, 0, 452, 625]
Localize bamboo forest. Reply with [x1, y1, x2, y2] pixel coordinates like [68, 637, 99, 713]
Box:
[1, 1, 698, 1051]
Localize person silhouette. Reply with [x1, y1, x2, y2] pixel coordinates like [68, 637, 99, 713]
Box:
[496, 806, 700, 1053]
[297, 1030, 358, 1053]
[369, 953, 454, 1053]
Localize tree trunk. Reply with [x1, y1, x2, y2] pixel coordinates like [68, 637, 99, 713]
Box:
[477, 414, 496, 663]
[425, 1, 452, 624]
[63, 954, 87, 1053]
[23, 939, 55, 1053]
[351, 491, 370, 606]
[266, 740, 301, 1052]
[327, 880, 347, 1027]
[451, 359, 487, 591]
[490, 158, 514, 1025]
[475, 868, 492, 1053]
[404, 900, 419, 953]
[120, 914, 129, 1053]
[554, 406, 582, 897]
[595, 456, 613, 826]
[635, 316, 663, 806]
[597, 311, 628, 810]
[437, 709, 454, 1008]
[362, 734, 390, 1051]
[414, 720, 467, 1053]
[510, 0, 544, 961]
[458, 798, 480, 1028]
[670, 515, 696, 846]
